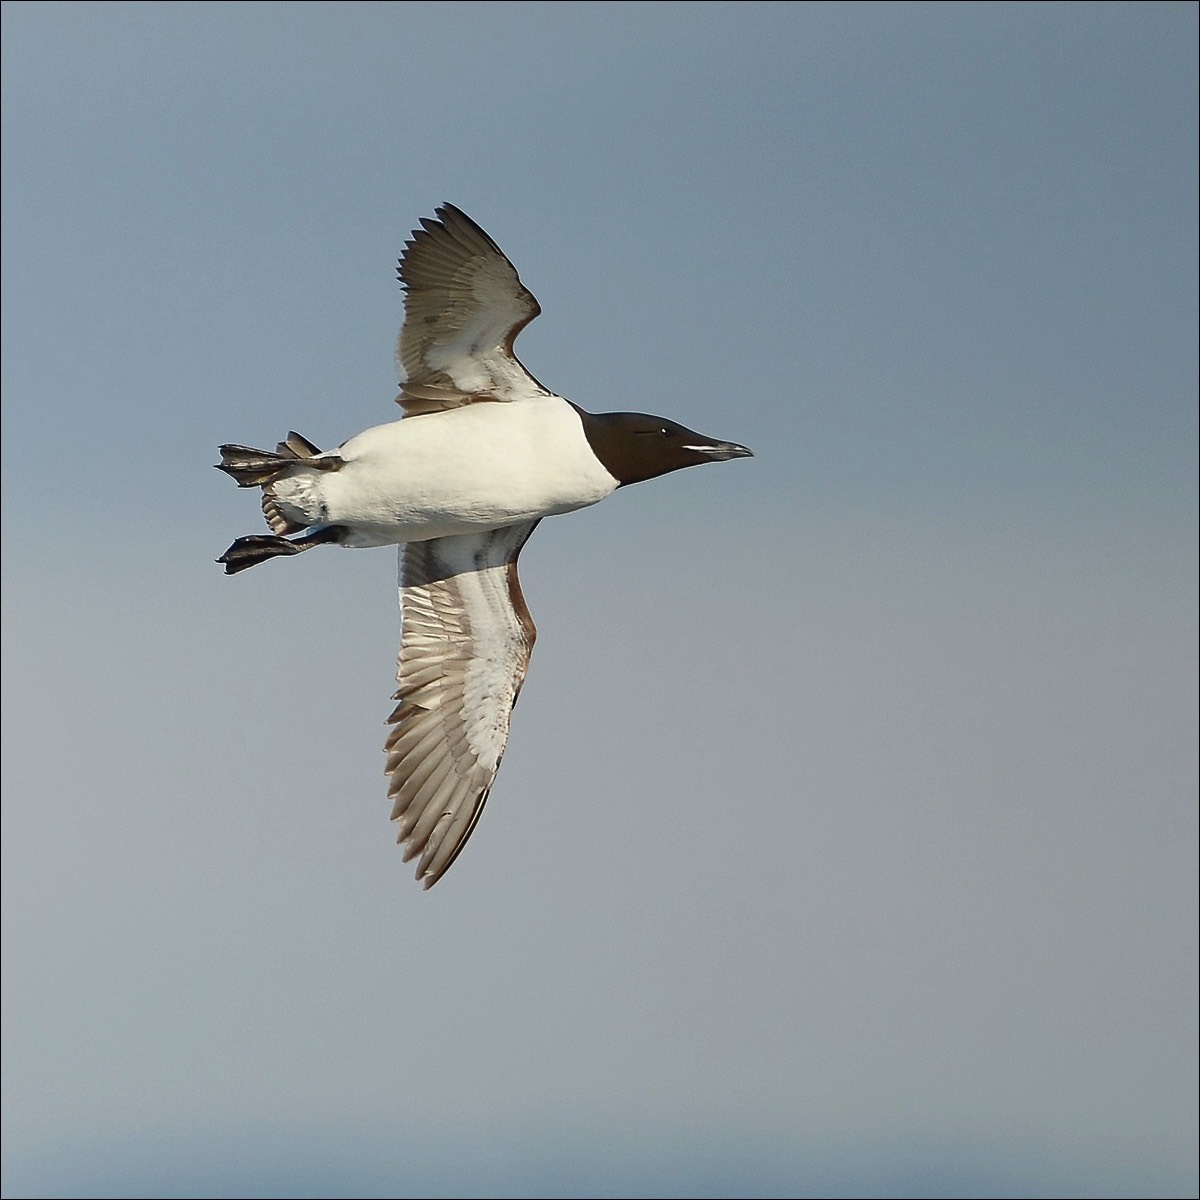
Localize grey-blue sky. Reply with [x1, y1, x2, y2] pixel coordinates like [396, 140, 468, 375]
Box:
[2, 3, 1196, 1197]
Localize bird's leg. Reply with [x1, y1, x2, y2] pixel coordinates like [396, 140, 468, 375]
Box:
[217, 525, 344, 575]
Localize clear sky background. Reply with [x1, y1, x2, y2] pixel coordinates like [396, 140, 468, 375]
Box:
[2, 3, 1196, 1197]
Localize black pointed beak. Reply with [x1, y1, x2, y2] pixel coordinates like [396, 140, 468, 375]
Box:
[689, 440, 754, 462]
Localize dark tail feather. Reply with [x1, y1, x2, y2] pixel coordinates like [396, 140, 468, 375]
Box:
[261, 432, 326, 534]
[276, 430, 323, 458]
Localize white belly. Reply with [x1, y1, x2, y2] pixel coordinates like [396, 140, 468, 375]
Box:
[270, 399, 619, 547]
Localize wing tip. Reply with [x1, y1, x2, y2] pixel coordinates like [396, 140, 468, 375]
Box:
[398, 202, 505, 280]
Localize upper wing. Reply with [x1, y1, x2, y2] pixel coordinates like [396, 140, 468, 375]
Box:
[385, 521, 540, 888]
[395, 204, 549, 413]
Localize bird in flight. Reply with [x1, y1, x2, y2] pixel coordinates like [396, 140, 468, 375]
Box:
[217, 204, 752, 888]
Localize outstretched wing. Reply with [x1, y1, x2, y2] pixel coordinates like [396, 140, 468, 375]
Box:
[395, 204, 550, 413]
[385, 521, 540, 888]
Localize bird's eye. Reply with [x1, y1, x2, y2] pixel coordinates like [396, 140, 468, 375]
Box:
[659, 427, 671, 438]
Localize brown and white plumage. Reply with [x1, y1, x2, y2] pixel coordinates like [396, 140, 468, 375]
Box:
[381, 208, 576, 885]
[386, 521, 539, 888]
[396, 203, 548, 413]
[216, 203, 751, 889]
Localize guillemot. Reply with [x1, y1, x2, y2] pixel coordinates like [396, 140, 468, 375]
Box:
[217, 204, 751, 888]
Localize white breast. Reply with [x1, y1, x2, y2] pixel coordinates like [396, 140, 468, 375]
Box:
[272, 398, 619, 546]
